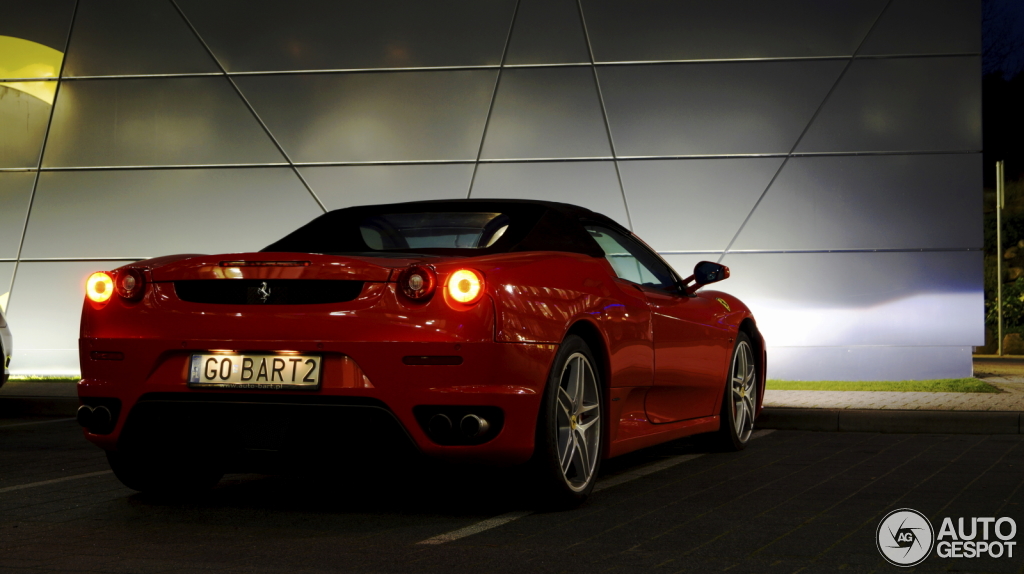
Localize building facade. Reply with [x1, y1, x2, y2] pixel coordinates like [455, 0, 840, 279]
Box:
[0, 0, 982, 378]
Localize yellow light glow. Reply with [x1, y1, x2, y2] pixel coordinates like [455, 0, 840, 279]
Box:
[0, 36, 63, 79]
[0, 36, 63, 104]
[447, 269, 483, 304]
[86, 272, 114, 303]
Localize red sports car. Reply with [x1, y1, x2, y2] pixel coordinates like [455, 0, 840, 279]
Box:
[78, 199, 764, 505]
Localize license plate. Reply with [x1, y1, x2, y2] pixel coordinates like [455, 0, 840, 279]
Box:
[188, 354, 322, 390]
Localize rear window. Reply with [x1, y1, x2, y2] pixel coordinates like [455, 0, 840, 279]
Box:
[359, 212, 510, 251]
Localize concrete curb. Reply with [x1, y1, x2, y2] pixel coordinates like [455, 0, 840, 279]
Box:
[759, 407, 1024, 434]
[0, 397, 78, 417]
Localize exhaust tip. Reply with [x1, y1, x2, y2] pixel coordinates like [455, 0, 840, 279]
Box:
[91, 405, 112, 429]
[460, 414, 489, 438]
[76, 405, 94, 428]
[427, 413, 453, 438]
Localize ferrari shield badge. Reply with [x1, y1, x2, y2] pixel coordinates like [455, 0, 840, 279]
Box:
[716, 297, 731, 312]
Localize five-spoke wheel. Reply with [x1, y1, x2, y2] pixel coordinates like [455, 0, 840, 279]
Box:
[714, 332, 757, 450]
[535, 335, 602, 506]
[555, 351, 601, 492]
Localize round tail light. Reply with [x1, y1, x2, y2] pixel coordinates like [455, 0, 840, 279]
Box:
[446, 269, 484, 305]
[86, 272, 114, 303]
[398, 265, 437, 301]
[115, 268, 146, 301]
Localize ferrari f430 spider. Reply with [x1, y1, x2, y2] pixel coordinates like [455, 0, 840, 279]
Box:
[78, 200, 764, 506]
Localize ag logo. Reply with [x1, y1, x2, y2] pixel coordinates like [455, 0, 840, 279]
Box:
[877, 508, 935, 567]
[716, 298, 731, 312]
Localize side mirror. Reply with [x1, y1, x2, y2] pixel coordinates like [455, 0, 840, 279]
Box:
[681, 261, 730, 295]
[694, 261, 729, 285]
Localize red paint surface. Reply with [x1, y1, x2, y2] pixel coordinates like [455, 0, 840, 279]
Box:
[79, 251, 764, 463]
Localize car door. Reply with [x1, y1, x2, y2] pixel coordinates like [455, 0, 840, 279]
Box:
[585, 224, 728, 424]
[640, 287, 731, 423]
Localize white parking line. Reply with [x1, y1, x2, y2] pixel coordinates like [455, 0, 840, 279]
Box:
[0, 470, 113, 495]
[415, 428, 775, 545]
[0, 417, 76, 429]
[417, 511, 533, 545]
[593, 453, 705, 493]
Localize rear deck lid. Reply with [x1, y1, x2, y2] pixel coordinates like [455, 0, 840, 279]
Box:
[149, 253, 426, 282]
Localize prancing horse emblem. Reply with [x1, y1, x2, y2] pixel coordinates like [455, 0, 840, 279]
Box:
[257, 281, 271, 303]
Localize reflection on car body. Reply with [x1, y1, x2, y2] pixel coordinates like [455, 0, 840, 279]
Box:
[78, 199, 765, 506]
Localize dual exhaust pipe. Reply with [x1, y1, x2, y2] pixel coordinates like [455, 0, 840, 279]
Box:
[77, 404, 113, 434]
[428, 413, 490, 439]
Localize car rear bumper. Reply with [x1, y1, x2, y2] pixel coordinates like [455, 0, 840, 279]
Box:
[79, 339, 558, 466]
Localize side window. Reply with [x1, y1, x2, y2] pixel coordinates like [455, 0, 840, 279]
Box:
[585, 224, 677, 290]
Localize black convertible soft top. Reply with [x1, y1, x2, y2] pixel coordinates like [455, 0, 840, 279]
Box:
[263, 199, 622, 258]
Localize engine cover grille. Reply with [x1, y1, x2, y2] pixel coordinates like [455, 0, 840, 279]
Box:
[173, 280, 364, 305]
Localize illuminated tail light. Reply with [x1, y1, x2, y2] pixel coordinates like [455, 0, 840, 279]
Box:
[115, 268, 146, 301]
[398, 265, 437, 301]
[86, 272, 114, 303]
[446, 269, 484, 305]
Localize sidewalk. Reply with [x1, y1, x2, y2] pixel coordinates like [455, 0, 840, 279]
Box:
[2, 358, 1023, 434]
[759, 357, 1024, 434]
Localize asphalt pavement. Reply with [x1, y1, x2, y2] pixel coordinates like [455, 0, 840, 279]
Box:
[1, 358, 1022, 572]
[1, 417, 1022, 573]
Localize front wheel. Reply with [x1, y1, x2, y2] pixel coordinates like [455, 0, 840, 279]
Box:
[533, 335, 602, 508]
[713, 333, 758, 451]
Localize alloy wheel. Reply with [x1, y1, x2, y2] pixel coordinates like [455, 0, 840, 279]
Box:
[555, 352, 601, 492]
[730, 340, 756, 443]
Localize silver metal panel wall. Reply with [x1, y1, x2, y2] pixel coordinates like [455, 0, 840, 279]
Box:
[20, 169, 323, 259]
[859, 0, 981, 56]
[0, 173, 34, 259]
[43, 77, 285, 167]
[620, 158, 784, 252]
[471, 162, 630, 228]
[795, 57, 982, 153]
[300, 164, 474, 209]
[0, 0, 982, 379]
[176, 0, 516, 72]
[599, 60, 846, 157]
[731, 154, 982, 251]
[581, 0, 887, 61]
[0, 83, 49, 168]
[234, 71, 495, 163]
[705, 252, 982, 348]
[503, 0, 589, 65]
[481, 67, 611, 160]
[5, 262, 105, 376]
[0, 262, 13, 311]
[62, 0, 217, 77]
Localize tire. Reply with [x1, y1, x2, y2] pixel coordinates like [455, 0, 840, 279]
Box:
[107, 450, 223, 496]
[713, 332, 757, 451]
[533, 335, 602, 508]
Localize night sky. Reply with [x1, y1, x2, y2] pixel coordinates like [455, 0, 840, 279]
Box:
[983, 0, 1024, 78]
[983, 0, 1024, 182]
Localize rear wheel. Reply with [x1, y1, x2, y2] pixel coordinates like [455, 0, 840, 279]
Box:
[713, 333, 757, 451]
[107, 450, 223, 496]
[533, 335, 602, 508]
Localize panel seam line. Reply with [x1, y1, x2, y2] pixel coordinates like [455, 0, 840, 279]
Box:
[466, 0, 522, 199]
[716, 0, 896, 263]
[576, 0, 633, 230]
[168, 0, 327, 213]
[7, 0, 82, 310]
